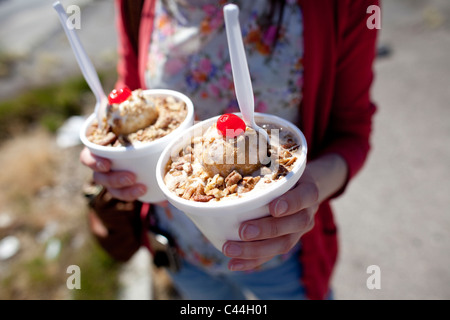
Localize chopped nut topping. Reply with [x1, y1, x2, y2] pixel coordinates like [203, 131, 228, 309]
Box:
[95, 132, 117, 146]
[282, 150, 292, 158]
[195, 184, 205, 196]
[226, 184, 238, 194]
[284, 157, 297, 167]
[174, 162, 185, 171]
[281, 142, 299, 151]
[183, 154, 195, 163]
[158, 115, 174, 129]
[205, 174, 224, 194]
[193, 194, 214, 202]
[183, 163, 193, 175]
[272, 165, 289, 179]
[225, 170, 242, 187]
[279, 156, 297, 167]
[171, 170, 183, 177]
[182, 186, 196, 200]
[241, 176, 261, 193]
[209, 188, 224, 199]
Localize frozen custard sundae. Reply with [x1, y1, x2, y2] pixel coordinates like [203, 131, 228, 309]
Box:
[163, 114, 301, 203]
[201, 113, 270, 177]
[80, 88, 194, 203]
[86, 87, 188, 147]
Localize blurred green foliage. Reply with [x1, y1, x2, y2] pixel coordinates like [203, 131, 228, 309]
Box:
[0, 76, 90, 137]
[0, 69, 119, 140]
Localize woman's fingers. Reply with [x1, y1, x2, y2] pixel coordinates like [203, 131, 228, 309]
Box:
[107, 184, 147, 202]
[223, 198, 317, 271]
[80, 147, 146, 201]
[239, 208, 315, 241]
[93, 171, 136, 189]
[227, 256, 275, 272]
[223, 233, 301, 260]
[92, 171, 147, 201]
[224, 216, 313, 271]
[80, 147, 111, 172]
[269, 181, 319, 217]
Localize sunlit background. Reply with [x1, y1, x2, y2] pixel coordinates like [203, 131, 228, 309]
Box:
[0, 0, 449, 300]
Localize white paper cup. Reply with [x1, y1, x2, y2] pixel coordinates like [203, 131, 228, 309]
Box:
[156, 113, 307, 251]
[80, 89, 194, 203]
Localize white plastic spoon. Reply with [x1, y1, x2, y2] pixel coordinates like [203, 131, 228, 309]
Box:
[223, 4, 269, 142]
[53, 1, 107, 128]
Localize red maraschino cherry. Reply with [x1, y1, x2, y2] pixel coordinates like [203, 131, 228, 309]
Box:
[108, 87, 132, 104]
[217, 113, 246, 138]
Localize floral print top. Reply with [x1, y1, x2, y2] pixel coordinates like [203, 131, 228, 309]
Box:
[147, 0, 304, 274]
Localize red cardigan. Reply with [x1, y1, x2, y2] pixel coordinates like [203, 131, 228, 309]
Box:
[114, 0, 379, 300]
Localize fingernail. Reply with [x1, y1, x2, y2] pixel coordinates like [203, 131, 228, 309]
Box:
[241, 224, 260, 240]
[274, 200, 288, 216]
[132, 186, 146, 197]
[224, 243, 242, 257]
[120, 176, 133, 186]
[229, 262, 244, 271]
[97, 162, 107, 172]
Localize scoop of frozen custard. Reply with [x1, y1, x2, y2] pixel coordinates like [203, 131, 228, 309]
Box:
[200, 120, 270, 177]
[107, 89, 159, 136]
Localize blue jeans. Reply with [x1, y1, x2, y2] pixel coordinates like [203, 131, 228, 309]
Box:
[168, 252, 307, 300]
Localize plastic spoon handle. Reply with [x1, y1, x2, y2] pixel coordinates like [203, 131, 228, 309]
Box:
[53, 1, 107, 126]
[223, 4, 255, 127]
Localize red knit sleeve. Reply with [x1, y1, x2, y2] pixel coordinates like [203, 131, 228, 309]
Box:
[320, 0, 379, 195]
[114, 0, 141, 90]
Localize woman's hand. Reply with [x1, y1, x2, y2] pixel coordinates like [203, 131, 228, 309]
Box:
[222, 153, 348, 271]
[80, 147, 147, 201]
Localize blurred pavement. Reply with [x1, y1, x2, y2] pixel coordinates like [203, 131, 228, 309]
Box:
[0, 0, 117, 100]
[331, 0, 450, 299]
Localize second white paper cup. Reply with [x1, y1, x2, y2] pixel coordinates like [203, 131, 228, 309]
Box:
[80, 89, 194, 203]
[156, 113, 307, 251]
